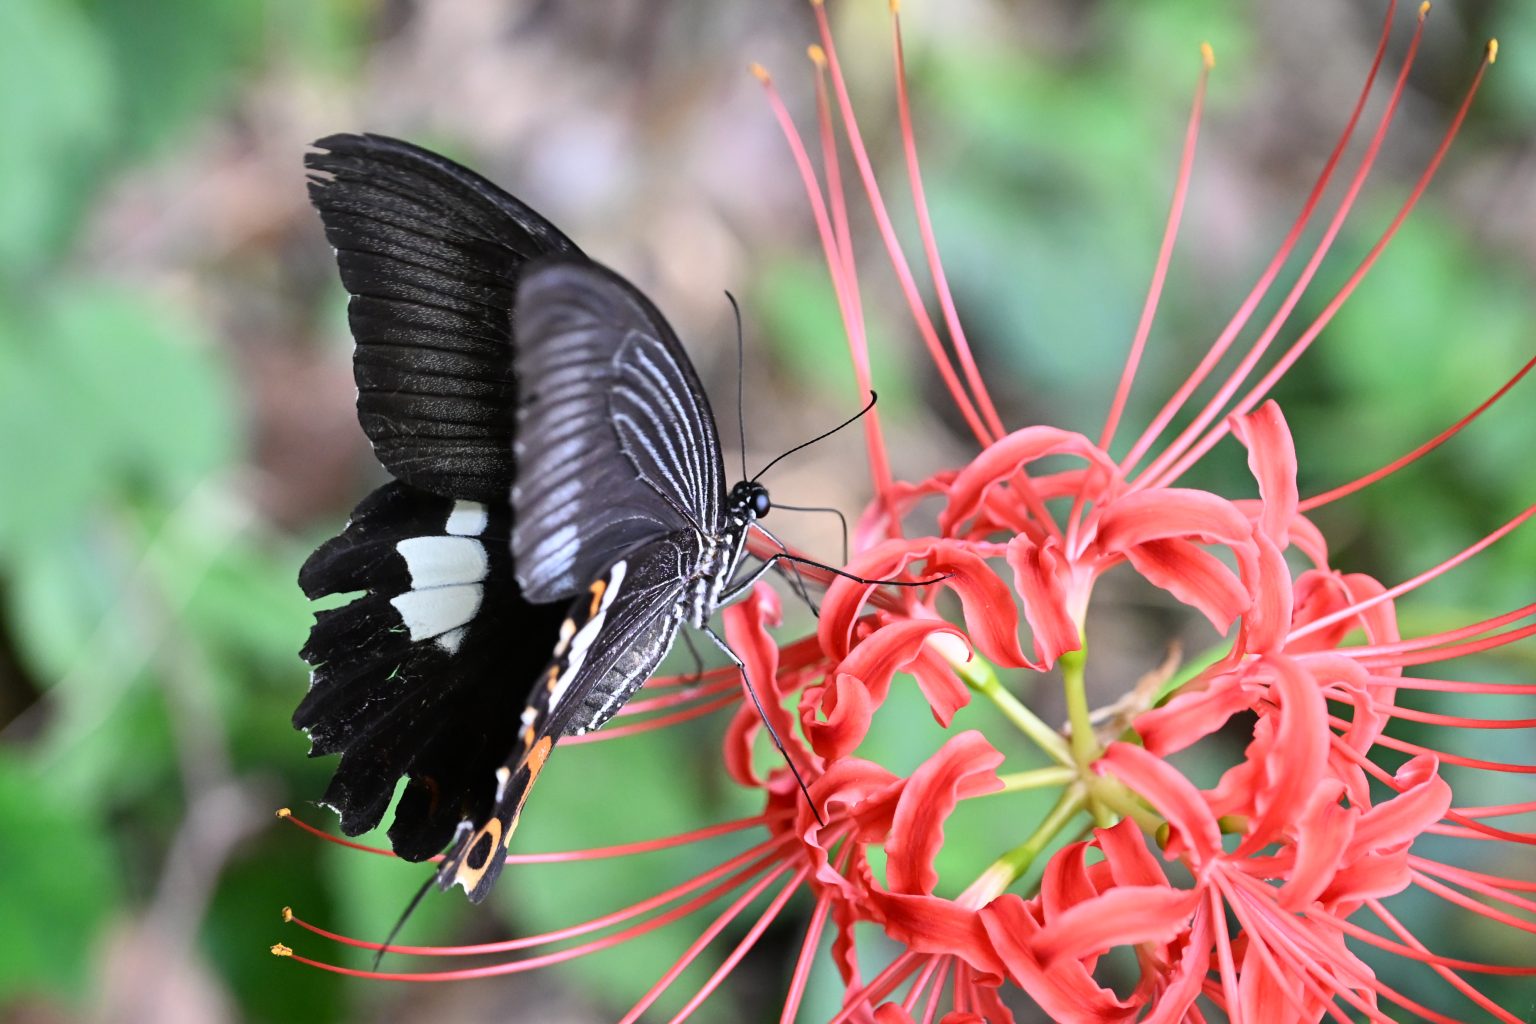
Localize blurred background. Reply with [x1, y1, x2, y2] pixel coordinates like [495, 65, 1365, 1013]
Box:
[0, 0, 1531, 1021]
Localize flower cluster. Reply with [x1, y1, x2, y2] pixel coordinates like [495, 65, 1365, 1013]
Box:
[278, 2, 1533, 1020]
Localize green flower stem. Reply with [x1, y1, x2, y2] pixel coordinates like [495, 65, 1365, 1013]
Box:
[995, 765, 1079, 793]
[982, 785, 1088, 891]
[1059, 645, 1098, 767]
[965, 658, 1073, 766]
[1088, 776, 1163, 834]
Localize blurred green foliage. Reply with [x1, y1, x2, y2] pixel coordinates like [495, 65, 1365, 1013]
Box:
[0, 0, 1530, 1021]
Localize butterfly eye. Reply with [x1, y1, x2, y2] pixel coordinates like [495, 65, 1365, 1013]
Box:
[751, 487, 771, 519]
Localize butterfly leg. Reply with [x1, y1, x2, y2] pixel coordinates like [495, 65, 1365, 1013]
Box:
[678, 629, 707, 683]
[698, 625, 825, 826]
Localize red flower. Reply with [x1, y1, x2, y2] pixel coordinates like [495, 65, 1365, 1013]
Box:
[278, 3, 1535, 1020]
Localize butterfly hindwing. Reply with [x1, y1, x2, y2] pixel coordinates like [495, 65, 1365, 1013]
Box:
[510, 259, 726, 602]
[296, 481, 569, 860]
[435, 538, 694, 900]
[306, 133, 582, 501]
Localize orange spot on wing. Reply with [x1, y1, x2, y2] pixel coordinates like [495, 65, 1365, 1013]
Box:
[587, 579, 607, 617]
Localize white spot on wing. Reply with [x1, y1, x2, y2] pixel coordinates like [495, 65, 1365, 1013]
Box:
[391, 584, 483, 641]
[446, 501, 489, 536]
[436, 625, 468, 654]
[396, 536, 488, 589]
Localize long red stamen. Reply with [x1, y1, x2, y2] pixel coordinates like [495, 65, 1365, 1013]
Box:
[1119, 0, 1399, 476]
[1147, 27, 1497, 490]
[1366, 899, 1527, 1023]
[618, 861, 803, 1023]
[278, 837, 801, 978]
[1136, 4, 1431, 492]
[1288, 504, 1536, 645]
[565, 690, 739, 743]
[752, 62, 897, 515]
[651, 867, 810, 1024]
[778, 841, 852, 1024]
[810, 0, 998, 448]
[1100, 42, 1214, 454]
[830, 949, 921, 1024]
[888, 0, 1005, 441]
[1300, 353, 1536, 512]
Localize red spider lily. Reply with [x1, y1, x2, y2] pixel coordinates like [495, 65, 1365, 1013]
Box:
[278, 1, 1535, 1020]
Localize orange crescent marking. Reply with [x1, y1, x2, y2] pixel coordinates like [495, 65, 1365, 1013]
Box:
[544, 664, 561, 692]
[587, 578, 607, 617]
[455, 816, 504, 889]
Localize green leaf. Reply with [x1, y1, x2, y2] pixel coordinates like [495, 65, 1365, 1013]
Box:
[0, 752, 122, 1000]
[0, 0, 114, 278]
[80, 0, 263, 158]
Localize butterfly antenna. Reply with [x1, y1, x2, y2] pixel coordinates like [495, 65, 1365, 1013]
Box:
[770, 502, 850, 565]
[753, 392, 878, 482]
[765, 551, 951, 590]
[371, 873, 436, 971]
[725, 290, 749, 483]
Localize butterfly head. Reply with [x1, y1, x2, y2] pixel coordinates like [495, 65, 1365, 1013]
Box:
[728, 480, 771, 522]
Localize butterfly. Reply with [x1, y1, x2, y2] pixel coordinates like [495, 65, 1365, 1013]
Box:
[294, 134, 793, 902]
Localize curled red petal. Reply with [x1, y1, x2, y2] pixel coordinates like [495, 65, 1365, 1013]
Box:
[905, 640, 970, 726]
[1134, 671, 1256, 757]
[820, 539, 1034, 669]
[1039, 839, 1099, 920]
[1278, 778, 1353, 910]
[1096, 743, 1222, 864]
[1230, 401, 1299, 546]
[939, 425, 1119, 537]
[803, 673, 878, 762]
[1123, 537, 1249, 631]
[1007, 535, 1082, 668]
[1348, 754, 1449, 857]
[1033, 884, 1201, 965]
[807, 619, 973, 759]
[1238, 530, 1293, 654]
[1096, 817, 1168, 889]
[1240, 655, 1330, 851]
[1096, 488, 1253, 552]
[870, 891, 1005, 979]
[979, 895, 1140, 1023]
[886, 731, 1005, 895]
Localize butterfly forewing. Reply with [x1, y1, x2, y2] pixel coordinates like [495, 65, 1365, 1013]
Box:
[306, 133, 582, 501]
[510, 260, 726, 603]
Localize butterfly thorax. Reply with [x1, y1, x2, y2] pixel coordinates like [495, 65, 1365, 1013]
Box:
[683, 480, 770, 629]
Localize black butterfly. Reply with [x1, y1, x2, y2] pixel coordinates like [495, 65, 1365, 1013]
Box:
[296, 134, 790, 902]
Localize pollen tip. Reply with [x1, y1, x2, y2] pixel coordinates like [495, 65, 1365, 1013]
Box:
[1487, 38, 1499, 64]
[888, 0, 900, 13]
[1200, 41, 1215, 69]
[1418, 1, 1430, 20]
[807, 44, 827, 68]
[281, 906, 294, 923]
[271, 943, 293, 958]
[276, 807, 291, 819]
[749, 61, 770, 83]
[809, 0, 824, 6]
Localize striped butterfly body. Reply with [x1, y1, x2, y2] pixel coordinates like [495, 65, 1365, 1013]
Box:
[296, 134, 771, 901]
